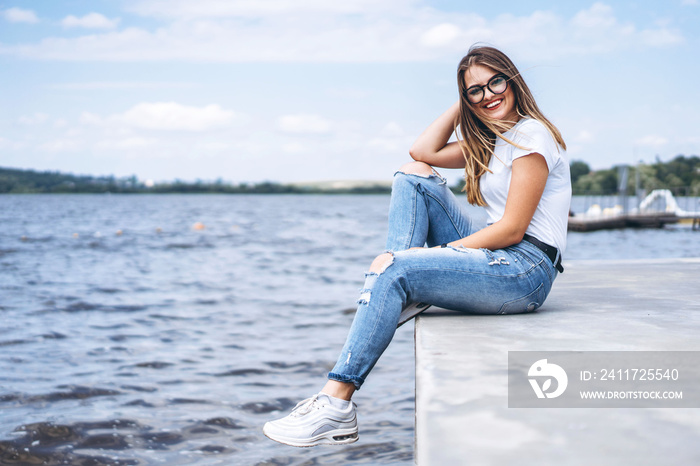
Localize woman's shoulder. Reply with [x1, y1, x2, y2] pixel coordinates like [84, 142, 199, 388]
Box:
[511, 117, 549, 137]
[507, 117, 566, 169]
[510, 118, 561, 149]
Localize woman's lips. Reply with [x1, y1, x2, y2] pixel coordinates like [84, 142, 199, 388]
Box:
[483, 98, 503, 110]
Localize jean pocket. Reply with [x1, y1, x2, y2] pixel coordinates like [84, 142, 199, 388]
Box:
[498, 283, 545, 315]
[508, 247, 538, 270]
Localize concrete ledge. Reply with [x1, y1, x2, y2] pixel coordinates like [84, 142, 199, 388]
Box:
[415, 258, 700, 466]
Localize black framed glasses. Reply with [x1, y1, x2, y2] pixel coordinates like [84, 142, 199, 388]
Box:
[463, 74, 509, 104]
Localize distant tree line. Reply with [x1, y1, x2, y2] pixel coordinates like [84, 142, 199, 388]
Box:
[570, 155, 700, 196]
[2, 155, 699, 196]
[0, 167, 391, 194]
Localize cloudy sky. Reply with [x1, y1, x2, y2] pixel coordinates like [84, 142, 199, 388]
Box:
[1, 0, 699, 184]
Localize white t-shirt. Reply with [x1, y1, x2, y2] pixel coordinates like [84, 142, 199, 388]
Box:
[480, 118, 571, 254]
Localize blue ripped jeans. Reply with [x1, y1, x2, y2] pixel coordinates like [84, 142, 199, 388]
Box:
[327, 170, 559, 389]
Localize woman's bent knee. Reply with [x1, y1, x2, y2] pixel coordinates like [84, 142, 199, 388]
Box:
[369, 252, 394, 274]
[398, 161, 436, 178]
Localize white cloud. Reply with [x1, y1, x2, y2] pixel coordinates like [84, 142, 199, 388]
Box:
[80, 102, 234, 131]
[572, 2, 616, 29]
[80, 112, 103, 125]
[119, 137, 158, 148]
[61, 13, 120, 29]
[367, 138, 404, 153]
[0, 2, 684, 63]
[96, 137, 159, 150]
[278, 114, 332, 134]
[635, 135, 668, 147]
[0, 138, 26, 150]
[3, 7, 39, 24]
[118, 102, 234, 131]
[640, 28, 685, 46]
[39, 139, 81, 152]
[420, 23, 461, 47]
[197, 141, 230, 152]
[282, 142, 306, 154]
[379, 121, 405, 137]
[681, 0, 698, 5]
[0, 137, 26, 151]
[367, 121, 412, 152]
[18, 113, 49, 125]
[79, 103, 236, 134]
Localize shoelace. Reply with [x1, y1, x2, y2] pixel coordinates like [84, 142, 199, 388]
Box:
[289, 394, 357, 418]
[290, 394, 320, 417]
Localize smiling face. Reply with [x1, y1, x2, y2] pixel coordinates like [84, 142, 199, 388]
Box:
[464, 64, 518, 123]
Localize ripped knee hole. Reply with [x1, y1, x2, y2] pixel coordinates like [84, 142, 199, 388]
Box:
[398, 161, 440, 178]
[369, 252, 394, 274]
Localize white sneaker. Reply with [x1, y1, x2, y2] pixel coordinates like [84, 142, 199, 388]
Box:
[397, 302, 432, 328]
[263, 393, 359, 447]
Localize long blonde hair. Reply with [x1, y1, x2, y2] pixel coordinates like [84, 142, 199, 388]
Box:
[456, 45, 566, 206]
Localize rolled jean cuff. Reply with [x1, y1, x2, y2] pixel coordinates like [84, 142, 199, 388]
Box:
[327, 372, 364, 390]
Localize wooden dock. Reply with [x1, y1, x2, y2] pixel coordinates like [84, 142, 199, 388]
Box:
[569, 189, 700, 232]
[567, 212, 681, 232]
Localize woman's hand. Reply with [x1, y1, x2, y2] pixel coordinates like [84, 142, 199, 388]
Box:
[409, 102, 466, 169]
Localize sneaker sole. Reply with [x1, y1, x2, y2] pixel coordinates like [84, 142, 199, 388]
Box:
[397, 302, 431, 328]
[263, 424, 359, 447]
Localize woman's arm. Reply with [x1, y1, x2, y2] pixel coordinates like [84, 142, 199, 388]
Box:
[409, 102, 466, 169]
[447, 153, 549, 250]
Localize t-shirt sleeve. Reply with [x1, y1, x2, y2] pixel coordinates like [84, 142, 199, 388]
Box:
[509, 120, 561, 171]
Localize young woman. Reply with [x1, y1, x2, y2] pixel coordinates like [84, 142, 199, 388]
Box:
[263, 45, 570, 447]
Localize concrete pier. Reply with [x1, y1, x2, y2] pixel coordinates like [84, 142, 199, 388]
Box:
[415, 258, 700, 466]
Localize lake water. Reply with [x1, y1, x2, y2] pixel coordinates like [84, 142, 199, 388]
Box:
[1, 194, 699, 465]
